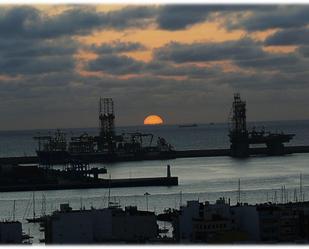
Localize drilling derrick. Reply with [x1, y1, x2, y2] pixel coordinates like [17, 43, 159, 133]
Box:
[229, 93, 295, 157]
[231, 93, 247, 135]
[99, 98, 116, 152]
[229, 93, 249, 157]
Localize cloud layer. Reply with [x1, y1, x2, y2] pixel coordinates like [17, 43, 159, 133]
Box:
[1, 5, 309, 130]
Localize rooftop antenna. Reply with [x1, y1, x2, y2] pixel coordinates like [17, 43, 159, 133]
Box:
[274, 190, 277, 204]
[179, 190, 182, 208]
[266, 192, 269, 203]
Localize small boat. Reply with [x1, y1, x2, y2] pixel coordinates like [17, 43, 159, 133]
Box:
[26, 193, 47, 223]
[26, 216, 46, 223]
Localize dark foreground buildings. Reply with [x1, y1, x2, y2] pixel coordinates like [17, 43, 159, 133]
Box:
[43, 204, 158, 244]
[173, 198, 309, 243]
[2, 198, 309, 244]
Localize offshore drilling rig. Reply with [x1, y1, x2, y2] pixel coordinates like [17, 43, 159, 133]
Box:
[229, 93, 295, 157]
[98, 98, 116, 153]
[34, 98, 174, 164]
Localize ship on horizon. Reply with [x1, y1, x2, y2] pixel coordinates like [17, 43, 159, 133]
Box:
[178, 123, 198, 128]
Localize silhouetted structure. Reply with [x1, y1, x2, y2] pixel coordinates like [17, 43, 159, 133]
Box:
[34, 98, 174, 165]
[98, 98, 116, 153]
[229, 93, 295, 157]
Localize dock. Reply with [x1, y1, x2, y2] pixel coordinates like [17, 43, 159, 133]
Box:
[175, 145, 309, 158]
[1, 145, 309, 165]
[0, 176, 178, 192]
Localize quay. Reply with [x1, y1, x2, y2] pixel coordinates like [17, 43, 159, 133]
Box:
[1, 145, 309, 165]
[0, 176, 178, 192]
[175, 145, 309, 158]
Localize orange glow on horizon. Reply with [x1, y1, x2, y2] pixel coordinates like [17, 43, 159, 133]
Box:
[144, 115, 164, 125]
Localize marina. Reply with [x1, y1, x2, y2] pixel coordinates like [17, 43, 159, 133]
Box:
[1, 154, 309, 243]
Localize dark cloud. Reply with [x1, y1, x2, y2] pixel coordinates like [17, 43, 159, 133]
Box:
[234, 53, 304, 72]
[90, 41, 146, 54]
[87, 54, 144, 75]
[154, 38, 309, 74]
[145, 61, 221, 79]
[0, 37, 77, 75]
[298, 46, 309, 57]
[86, 46, 223, 79]
[156, 5, 212, 30]
[226, 6, 309, 31]
[0, 6, 40, 37]
[0, 6, 158, 39]
[265, 28, 309, 46]
[156, 5, 276, 30]
[154, 38, 265, 63]
[1, 5, 309, 129]
[0, 55, 74, 75]
[104, 6, 157, 30]
[0, 38, 77, 57]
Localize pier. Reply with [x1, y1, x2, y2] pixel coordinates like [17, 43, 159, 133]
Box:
[0, 162, 178, 192]
[0, 176, 178, 192]
[1, 145, 309, 165]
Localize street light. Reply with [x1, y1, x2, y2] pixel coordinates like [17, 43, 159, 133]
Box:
[144, 192, 150, 211]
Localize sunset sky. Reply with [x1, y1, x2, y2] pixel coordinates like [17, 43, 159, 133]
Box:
[0, 4, 309, 130]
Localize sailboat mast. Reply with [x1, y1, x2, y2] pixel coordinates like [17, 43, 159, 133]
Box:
[13, 200, 16, 221]
[42, 194, 46, 216]
[108, 174, 111, 207]
[179, 191, 182, 208]
[33, 192, 36, 219]
[299, 173, 304, 202]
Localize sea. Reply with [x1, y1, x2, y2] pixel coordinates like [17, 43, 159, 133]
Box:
[1, 120, 309, 243]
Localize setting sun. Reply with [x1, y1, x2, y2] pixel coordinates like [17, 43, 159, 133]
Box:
[143, 115, 164, 125]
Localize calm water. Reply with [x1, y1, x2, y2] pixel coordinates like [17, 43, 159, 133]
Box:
[1, 120, 309, 242]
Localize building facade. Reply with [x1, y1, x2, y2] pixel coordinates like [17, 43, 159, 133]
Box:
[0, 221, 22, 244]
[44, 204, 158, 244]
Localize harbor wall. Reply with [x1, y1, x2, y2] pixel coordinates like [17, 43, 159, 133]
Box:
[0, 176, 178, 192]
[1, 145, 309, 165]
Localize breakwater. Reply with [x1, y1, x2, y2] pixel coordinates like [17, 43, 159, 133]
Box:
[0, 176, 178, 192]
[1, 145, 309, 165]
